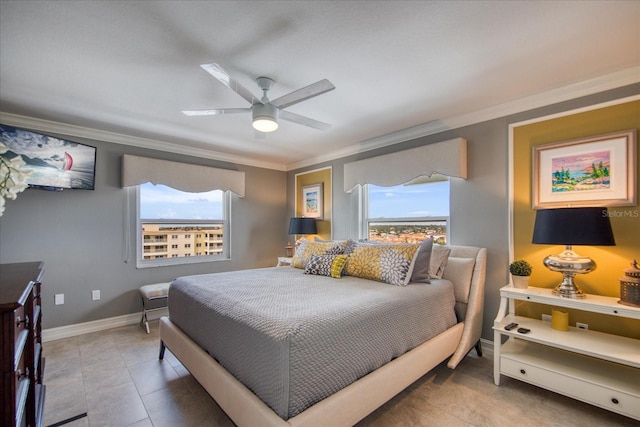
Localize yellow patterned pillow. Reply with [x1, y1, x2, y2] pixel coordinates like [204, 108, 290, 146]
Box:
[344, 243, 419, 286]
[292, 240, 346, 269]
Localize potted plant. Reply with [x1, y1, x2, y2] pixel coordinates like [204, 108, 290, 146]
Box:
[509, 259, 532, 289]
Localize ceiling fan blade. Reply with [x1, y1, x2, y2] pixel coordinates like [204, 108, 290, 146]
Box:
[270, 79, 335, 109]
[200, 63, 260, 105]
[182, 108, 251, 116]
[279, 110, 332, 131]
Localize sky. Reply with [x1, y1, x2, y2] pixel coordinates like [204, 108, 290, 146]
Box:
[140, 183, 223, 219]
[140, 180, 449, 220]
[368, 181, 449, 218]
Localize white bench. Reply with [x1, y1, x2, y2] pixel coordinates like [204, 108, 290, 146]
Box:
[139, 282, 170, 333]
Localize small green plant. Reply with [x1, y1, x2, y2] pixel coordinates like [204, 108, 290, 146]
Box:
[509, 259, 532, 276]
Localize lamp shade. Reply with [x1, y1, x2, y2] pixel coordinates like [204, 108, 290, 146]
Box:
[288, 217, 317, 235]
[532, 207, 615, 246]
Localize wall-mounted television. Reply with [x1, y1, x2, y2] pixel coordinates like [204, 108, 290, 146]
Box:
[0, 124, 96, 191]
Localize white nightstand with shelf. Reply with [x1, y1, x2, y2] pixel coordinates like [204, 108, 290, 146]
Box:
[277, 257, 293, 267]
[493, 285, 640, 421]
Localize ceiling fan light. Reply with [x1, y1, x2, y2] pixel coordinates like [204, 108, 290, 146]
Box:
[252, 103, 279, 133]
[253, 117, 279, 132]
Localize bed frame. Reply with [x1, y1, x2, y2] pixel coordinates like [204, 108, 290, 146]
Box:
[159, 245, 486, 427]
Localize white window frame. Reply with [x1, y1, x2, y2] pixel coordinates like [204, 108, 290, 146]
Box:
[360, 183, 450, 243]
[135, 186, 231, 268]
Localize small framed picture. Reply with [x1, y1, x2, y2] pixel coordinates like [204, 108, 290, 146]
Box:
[302, 183, 323, 219]
[532, 129, 636, 209]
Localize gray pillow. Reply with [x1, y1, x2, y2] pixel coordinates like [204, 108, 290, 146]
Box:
[410, 238, 434, 283]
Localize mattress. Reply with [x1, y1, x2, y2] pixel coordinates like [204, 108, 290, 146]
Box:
[168, 266, 457, 420]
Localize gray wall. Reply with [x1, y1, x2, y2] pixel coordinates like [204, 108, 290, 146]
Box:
[287, 83, 639, 341]
[0, 137, 286, 329]
[1, 84, 636, 334]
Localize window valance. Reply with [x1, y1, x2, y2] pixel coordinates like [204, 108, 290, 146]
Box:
[121, 154, 245, 197]
[343, 137, 467, 192]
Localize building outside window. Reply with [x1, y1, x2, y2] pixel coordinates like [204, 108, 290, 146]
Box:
[364, 180, 449, 244]
[137, 183, 230, 268]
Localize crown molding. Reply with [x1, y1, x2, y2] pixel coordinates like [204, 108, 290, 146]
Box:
[0, 112, 288, 171]
[286, 66, 640, 171]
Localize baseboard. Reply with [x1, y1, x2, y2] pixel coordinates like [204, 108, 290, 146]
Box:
[42, 308, 168, 342]
[479, 337, 494, 358]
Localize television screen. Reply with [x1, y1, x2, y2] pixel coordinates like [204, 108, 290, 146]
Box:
[0, 124, 96, 190]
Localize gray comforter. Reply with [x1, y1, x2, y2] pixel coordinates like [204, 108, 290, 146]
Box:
[168, 266, 457, 420]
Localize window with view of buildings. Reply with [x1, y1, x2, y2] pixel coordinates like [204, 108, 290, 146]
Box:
[136, 183, 230, 267]
[364, 180, 449, 244]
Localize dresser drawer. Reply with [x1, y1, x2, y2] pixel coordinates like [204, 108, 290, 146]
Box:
[32, 282, 41, 307]
[501, 356, 640, 419]
[13, 304, 27, 339]
[1, 262, 45, 427]
[15, 349, 30, 408]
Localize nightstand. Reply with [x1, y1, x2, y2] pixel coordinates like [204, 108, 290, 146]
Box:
[277, 257, 293, 267]
[493, 285, 640, 420]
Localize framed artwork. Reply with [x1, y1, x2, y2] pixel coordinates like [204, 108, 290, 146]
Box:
[532, 129, 637, 209]
[301, 183, 323, 219]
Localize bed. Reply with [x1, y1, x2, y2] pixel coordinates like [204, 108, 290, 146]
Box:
[159, 243, 486, 427]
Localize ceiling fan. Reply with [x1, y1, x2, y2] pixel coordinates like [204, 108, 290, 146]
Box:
[182, 63, 335, 133]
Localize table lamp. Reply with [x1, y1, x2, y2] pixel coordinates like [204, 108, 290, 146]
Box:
[532, 207, 615, 298]
[288, 217, 317, 254]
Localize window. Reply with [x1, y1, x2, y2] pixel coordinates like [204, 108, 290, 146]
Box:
[362, 180, 449, 244]
[136, 183, 230, 268]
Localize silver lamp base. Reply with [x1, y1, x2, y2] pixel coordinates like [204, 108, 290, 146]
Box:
[543, 246, 595, 299]
[552, 272, 586, 298]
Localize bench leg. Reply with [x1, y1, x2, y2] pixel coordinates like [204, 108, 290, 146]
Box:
[139, 293, 168, 334]
[140, 302, 150, 334]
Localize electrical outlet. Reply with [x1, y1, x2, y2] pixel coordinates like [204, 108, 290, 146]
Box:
[576, 322, 589, 330]
[55, 294, 64, 305]
[92, 290, 101, 301]
[541, 314, 552, 322]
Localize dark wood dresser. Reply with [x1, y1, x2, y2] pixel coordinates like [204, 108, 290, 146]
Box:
[1, 262, 45, 427]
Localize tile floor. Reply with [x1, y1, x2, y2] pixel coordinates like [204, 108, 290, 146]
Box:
[43, 321, 637, 427]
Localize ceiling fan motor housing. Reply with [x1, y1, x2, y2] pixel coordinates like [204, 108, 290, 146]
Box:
[252, 102, 279, 132]
[256, 76, 275, 92]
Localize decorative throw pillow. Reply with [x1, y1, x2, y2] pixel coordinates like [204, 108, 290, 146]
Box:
[326, 240, 350, 255]
[343, 243, 420, 286]
[314, 238, 356, 255]
[292, 240, 348, 269]
[442, 257, 476, 303]
[304, 254, 349, 278]
[410, 238, 434, 283]
[430, 245, 451, 279]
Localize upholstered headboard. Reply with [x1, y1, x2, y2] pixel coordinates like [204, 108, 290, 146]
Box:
[439, 245, 487, 368]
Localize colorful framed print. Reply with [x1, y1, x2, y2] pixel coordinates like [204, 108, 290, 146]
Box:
[532, 129, 637, 209]
[302, 183, 323, 219]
